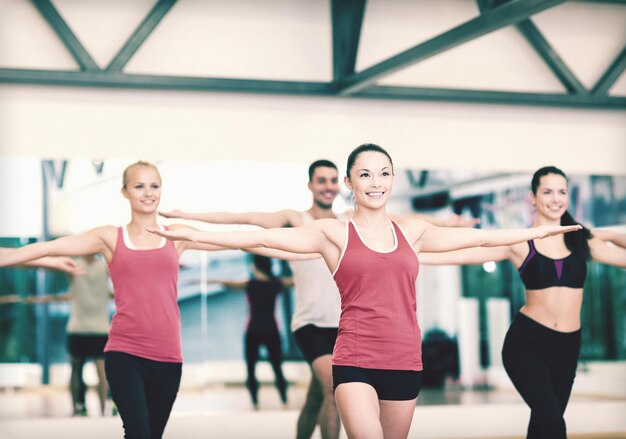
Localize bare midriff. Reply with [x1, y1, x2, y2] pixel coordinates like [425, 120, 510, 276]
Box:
[520, 288, 583, 333]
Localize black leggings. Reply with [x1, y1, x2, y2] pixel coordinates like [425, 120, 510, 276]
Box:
[105, 351, 182, 439]
[245, 329, 287, 404]
[502, 313, 581, 439]
[67, 334, 107, 410]
[70, 355, 88, 408]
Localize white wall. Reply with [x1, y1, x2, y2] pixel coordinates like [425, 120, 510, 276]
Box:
[0, 157, 43, 236]
[1, 85, 625, 175]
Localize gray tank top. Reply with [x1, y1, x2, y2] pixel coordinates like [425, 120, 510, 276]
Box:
[66, 257, 111, 334]
[289, 211, 343, 331]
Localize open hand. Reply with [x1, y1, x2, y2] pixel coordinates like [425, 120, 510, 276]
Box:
[158, 209, 184, 219]
[56, 257, 87, 275]
[536, 224, 582, 239]
[146, 227, 192, 241]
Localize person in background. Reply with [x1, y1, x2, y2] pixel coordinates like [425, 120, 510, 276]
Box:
[209, 254, 293, 409]
[26, 254, 113, 416]
[0, 253, 84, 304]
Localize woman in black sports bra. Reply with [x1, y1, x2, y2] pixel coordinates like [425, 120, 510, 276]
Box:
[420, 166, 626, 439]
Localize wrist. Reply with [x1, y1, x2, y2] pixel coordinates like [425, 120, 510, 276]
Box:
[532, 227, 545, 239]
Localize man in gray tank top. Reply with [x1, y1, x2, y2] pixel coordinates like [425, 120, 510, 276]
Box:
[161, 160, 344, 439]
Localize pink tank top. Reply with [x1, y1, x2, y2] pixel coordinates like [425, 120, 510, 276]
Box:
[332, 220, 422, 371]
[105, 227, 182, 362]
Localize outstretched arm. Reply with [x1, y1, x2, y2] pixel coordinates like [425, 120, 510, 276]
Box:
[37, 257, 85, 275]
[24, 293, 72, 304]
[419, 246, 511, 266]
[592, 229, 626, 250]
[0, 251, 86, 275]
[0, 228, 111, 267]
[345, 209, 480, 228]
[169, 224, 321, 261]
[416, 222, 581, 253]
[245, 247, 320, 261]
[0, 293, 71, 305]
[589, 237, 626, 268]
[160, 209, 300, 229]
[0, 295, 21, 305]
[184, 242, 319, 261]
[393, 212, 480, 228]
[148, 224, 328, 256]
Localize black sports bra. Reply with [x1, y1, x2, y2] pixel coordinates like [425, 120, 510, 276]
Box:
[518, 240, 587, 290]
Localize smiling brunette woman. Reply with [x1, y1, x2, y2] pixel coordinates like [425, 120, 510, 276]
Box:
[147, 145, 581, 439]
[419, 166, 626, 439]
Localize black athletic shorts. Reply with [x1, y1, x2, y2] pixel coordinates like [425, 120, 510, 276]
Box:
[67, 334, 108, 358]
[332, 365, 422, 401]
[293, 324, 338, 364]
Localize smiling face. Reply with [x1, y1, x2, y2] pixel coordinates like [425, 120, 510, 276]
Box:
[531, 173, 569, 222]
[308, 166, 339, 209]
[345, 151, 394, 210]
[121, 164, 162, 214]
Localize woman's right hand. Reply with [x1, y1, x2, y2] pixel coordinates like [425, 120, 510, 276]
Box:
[147, 227, 194, 242]
[54, 257, 87, 275]
[535, 224, 582, 239]
[158, 209, 185, 219]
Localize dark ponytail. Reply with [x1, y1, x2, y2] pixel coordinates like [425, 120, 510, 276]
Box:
[531, 166, 592, 260]
[561, 210, 592, 260]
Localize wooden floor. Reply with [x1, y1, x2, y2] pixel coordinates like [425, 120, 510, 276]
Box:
[1, 384, 624, 439]
[492, 436, 626, 439]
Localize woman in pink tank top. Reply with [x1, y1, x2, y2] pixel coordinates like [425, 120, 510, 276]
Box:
[148, 144, 581, 439]
[0, 161, 306, 438]
[0, 162, 207, 438]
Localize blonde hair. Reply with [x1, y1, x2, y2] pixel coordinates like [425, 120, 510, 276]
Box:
[122, 161, 161, 188]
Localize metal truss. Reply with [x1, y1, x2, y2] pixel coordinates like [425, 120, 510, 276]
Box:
[0, 0, 625, 109]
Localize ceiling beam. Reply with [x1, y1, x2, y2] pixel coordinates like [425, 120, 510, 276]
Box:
[336, 0, 567, 96]
[0, 68, 335, 95]
[572, 0, 626, 5]
[30, 0, 99, 72]
[477, 0, 587, 94]
[106, 0, 177, 72]
[355, 85, 626, 109]
[515, 20, 587, 94]
[331, 0, 367, 82]
[591, 45, 626, 95]
[1, 68, 624, 109]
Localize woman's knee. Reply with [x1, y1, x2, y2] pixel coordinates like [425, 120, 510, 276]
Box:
[323, 387, 336, 406]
